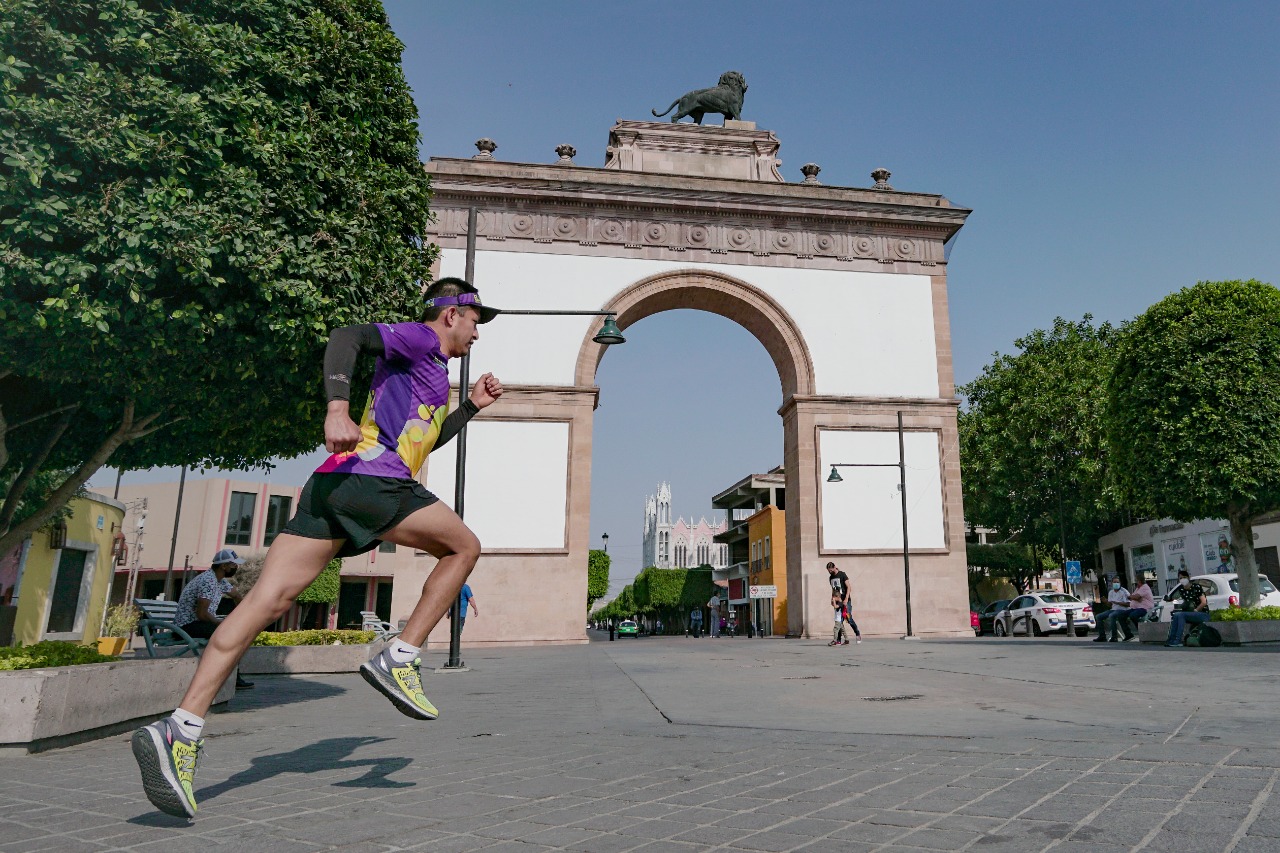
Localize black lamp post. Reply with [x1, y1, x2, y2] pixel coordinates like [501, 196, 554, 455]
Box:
[826, 411, 916, 639]
[601, 532, 609, 553]
[443, 207, 627, 670]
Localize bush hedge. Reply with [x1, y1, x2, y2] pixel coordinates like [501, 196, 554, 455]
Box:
[251, 629, 377, 646]
[1210, 606, 1280, 622]
[0, 641, 119, 670]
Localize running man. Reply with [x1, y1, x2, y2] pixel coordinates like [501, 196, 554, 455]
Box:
[131, 277, 503, 818]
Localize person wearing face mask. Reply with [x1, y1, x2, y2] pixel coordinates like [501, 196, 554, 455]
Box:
[1118, 576, 1154, 641]
[1163, 569, 1210, 647]
[174, 549, 248, 650]
[1094, 578, 1131, 642]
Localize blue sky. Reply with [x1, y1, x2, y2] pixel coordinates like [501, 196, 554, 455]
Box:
[95, 1, 1279, 592]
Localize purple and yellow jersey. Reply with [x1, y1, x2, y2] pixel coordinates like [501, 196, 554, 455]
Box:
[315, 323, 450, 479]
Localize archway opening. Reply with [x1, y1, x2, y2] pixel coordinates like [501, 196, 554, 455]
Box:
[585, 271, 812, 637]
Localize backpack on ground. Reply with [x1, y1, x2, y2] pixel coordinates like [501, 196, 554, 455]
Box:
[1185, 623, 1223, 648]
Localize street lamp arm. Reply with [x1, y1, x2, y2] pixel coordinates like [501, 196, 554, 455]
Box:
[827, 462, 901, 468]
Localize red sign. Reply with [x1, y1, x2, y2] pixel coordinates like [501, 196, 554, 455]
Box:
[729, 578, 746, 600]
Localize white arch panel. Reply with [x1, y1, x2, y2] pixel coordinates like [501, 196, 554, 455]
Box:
[440, 250, 939, 398]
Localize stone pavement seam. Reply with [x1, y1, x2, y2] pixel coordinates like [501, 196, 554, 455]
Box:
[1222, 769, 1279, 853]
[1036, 758, 1162, 851]
[1130, 748, 1241, 851]
[949, 749, 1129, 853]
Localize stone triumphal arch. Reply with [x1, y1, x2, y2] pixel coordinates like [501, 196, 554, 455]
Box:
[409, 120, 972, 644]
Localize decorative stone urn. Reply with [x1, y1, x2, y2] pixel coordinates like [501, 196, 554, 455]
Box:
[473, 138, 497, 160]
[871, 168, 893, 190]
[554, 144, 577, 165]
[800, 163, 821, 184]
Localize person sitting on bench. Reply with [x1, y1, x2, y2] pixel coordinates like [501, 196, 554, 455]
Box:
[175, 549, 252, 688]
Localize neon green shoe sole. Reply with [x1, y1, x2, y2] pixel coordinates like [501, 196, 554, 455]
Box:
[360, 651, 439, 720]
[131, 720, 200, 818]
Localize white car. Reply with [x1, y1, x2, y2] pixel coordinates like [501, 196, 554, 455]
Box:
[1148, 573, 1280, 622]
[993, 591, 1095, 637]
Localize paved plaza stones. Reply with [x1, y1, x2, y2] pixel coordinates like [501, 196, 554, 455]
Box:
[1, 635, 1278, 852]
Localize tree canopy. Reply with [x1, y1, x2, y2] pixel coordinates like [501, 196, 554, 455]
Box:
[0, 0, 433, 555]
[959, 316, 1125, 567]
[1106, 280, 1280, 606]
[587, 549, 609, 612]
[296, 559, 342, 605]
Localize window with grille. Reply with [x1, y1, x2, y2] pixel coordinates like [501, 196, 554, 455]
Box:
[263, 495, 292, 546]
[225, 492, 256, 546]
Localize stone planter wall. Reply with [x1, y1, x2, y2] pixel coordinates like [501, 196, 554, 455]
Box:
[1138, 619, 1280, 645]
[1214, 620, 1280, 645]
[0, 657, 236, 754]
[239, 642, 383, 674]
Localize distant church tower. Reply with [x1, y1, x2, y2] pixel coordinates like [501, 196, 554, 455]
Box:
[642, 482, 728, 570]
[642, 482, 673, 568]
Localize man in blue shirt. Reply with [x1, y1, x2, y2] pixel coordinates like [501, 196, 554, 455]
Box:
[456, 584, 479, 633]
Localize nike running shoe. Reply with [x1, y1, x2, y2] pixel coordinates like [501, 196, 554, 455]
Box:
[131, 718, 203, 818]
[360, 649, 439, 720]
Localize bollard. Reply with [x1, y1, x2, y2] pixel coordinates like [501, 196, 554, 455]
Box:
[1066, 608, 1075, 637]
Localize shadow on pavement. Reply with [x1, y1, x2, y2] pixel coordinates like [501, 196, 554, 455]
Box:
[222, 675, 348, 712]
[200, 736, 414, 801]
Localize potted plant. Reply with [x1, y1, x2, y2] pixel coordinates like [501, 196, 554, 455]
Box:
[98, 604, 140, 656]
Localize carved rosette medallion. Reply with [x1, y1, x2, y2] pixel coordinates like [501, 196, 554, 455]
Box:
[643, 222, 668, 245]
[509, 214, 534, 237]
[599, 219, 625, 242]
[853, 236, 876, 257]
[554, 217, 579, 239]
[728, 227, 754, 251]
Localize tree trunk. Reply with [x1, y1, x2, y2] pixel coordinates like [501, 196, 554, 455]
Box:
[1228, 505, 1261, 608]
[0, 400, 162, 557]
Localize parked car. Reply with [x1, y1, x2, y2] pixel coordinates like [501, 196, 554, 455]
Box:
[994, 592, 1094, 636]
[1148, 573, 1280, 622]
[976, 600, 1012, 636]
[616, 619, 640, 637]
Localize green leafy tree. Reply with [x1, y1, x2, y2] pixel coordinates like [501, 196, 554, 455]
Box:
[960, 317, 1125, 569]
[294, 558, 341, 629]
[587, 549, 610, 612]
[0, 0, 433, 556]
[1106, 280, 1280, 607]
[966, 542, 1050, 595]
[632, 566, 715, 632]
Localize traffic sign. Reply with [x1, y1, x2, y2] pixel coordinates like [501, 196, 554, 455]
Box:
[749, 585, 778, 599]
[1065, 561, 1082, 584]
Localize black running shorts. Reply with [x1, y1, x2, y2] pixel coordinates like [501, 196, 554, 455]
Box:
[282, 473, 439, 557]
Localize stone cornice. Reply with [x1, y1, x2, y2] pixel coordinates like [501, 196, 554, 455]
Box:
[424, 159, 969, 268]
[777, 394, 960, 419]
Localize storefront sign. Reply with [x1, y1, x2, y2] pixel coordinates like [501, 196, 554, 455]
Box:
[1200, 529, 1233, 574]
[1162, 536, 1189, 577]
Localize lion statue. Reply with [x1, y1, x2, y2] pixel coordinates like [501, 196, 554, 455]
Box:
[651, 71, 747, 125]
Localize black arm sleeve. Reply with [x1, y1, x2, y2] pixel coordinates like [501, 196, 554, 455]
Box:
[323, 325, 384, 401]
[434, 399, 480, 449]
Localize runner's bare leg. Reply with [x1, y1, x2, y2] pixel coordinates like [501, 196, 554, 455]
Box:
[176, 534, 342, 717]
[380, 502, 481, 647]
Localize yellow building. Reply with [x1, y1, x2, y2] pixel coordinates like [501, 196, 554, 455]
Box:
[712, 467, 787, 636]
[1, 491, 126, 647]
[746, 505, 787, 636]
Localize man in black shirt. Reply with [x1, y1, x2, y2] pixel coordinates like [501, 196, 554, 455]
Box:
[826, 562, 861, 644]
[827, 562, 850, 609]
[1164, 569, 1210, 647]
